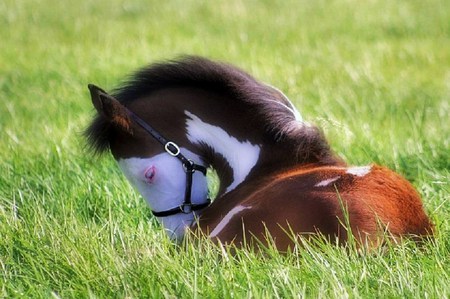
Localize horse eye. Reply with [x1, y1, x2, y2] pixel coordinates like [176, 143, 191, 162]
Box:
[144, 166, 156, 183]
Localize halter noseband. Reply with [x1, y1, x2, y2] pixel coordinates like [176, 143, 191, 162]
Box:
[126, 109, 211, 217]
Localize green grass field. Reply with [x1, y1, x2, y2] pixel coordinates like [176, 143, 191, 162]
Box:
[1, 0, 449, 297]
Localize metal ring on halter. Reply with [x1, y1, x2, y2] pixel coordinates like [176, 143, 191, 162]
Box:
[182, 159, 195, 173]
[180, 203, 193, 214]
[164, 141, 180, 156]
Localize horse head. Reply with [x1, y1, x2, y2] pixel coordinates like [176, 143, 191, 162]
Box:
[87, 83, 212, 241]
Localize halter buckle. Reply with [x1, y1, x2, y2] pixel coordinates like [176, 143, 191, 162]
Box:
[164, 141, 180, 156]
[180, 203, 193, 214]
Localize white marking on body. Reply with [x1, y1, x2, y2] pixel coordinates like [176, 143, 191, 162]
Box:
[264, 83, 303, 122]
[209, 205, 252, 238]
[346, 165, 372, 177]
[185, 111, 261, 193]
[117, 148, 208, 241]
[315, 176, 341, 187]
[293, 106, 303, 122]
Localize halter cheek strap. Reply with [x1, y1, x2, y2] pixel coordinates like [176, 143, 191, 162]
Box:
[126, 109, 211, 217]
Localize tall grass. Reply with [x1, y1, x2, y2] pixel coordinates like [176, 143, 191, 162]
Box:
[1, 0, 449, 297]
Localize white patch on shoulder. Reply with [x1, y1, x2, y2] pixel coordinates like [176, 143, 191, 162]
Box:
[185, 111, 261, 193]
[315, 176, 341, 187]
[209, 205, 252, 238]
[346, 165, 372, 177]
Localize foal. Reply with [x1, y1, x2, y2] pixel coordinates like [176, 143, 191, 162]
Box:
[86, 56, 433, 250]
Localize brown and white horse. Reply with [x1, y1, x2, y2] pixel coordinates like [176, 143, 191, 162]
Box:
[86, 56, 433, 250]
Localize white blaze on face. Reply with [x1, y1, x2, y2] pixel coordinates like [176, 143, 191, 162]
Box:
[117, 148, 208, 241]
[185, 111, 261, 193]
[346, 165, 372, 177]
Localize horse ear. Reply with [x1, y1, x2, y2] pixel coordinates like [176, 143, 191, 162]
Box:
[88, 84, 132, 133]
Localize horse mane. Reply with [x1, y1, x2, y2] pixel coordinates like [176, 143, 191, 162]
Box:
[85, 56, 339, 165]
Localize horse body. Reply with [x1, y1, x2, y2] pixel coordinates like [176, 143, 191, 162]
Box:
[86, 56, 433, 249]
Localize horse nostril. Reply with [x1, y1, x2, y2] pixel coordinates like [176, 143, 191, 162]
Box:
[144, 166, 156, 183]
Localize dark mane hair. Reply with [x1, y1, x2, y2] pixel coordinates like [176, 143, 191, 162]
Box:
[85, 56, 339, 164]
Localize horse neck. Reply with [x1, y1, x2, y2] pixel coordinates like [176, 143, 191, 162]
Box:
[183, 109, 342, 197]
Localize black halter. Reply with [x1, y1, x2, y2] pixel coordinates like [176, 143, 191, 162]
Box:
[126, 109, 211, 217]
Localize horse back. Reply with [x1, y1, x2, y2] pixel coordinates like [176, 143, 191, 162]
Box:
[199, 165, 433, 250]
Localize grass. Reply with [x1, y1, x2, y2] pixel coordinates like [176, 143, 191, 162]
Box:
[1, 0, 449, 297]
